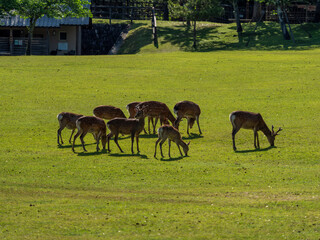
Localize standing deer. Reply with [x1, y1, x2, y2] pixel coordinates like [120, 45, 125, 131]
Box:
[57, 112, 83, 146]
[154, 125, 190, 158]
[106, 108, 146, 154]
[136, 101, 176, 134]
[126, 101, 155, 134]
[229, 111, 282, 151]
[173, 100, 202, 135]
[93, 105, 126, 120]
[72, 116, 107, 153]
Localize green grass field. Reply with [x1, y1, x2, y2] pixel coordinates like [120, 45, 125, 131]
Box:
[1, 50, 320, 239]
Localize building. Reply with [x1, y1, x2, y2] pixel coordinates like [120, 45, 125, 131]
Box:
[0, 15, 89, 55]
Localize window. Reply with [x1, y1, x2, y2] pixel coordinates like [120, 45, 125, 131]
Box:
[60, 32, 67, 40]
[58, 42, 68, 51]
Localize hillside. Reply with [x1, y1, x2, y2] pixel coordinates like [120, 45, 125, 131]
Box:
[108, 20, 320, 54]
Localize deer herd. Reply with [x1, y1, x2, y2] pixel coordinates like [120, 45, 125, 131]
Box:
[57, 100, 282, 158]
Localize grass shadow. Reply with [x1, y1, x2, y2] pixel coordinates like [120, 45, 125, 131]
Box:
[235, 146, 275, 153]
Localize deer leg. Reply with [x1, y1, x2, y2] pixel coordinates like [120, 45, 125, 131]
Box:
[159, 138, 167, 158]
[168, 139, 172, 158]
[232, 127, 240, 151]
[107, 133, 113, 152]
[57, 126, 65, 145]
[253, 129, 259, 149]
[96, 132, 101, 152]
[187, 118, 190, 136]
[130, 132, 135, 154]
[196, 115, 202, 135]
[154, 138, 161, 158]
[136, 133, 140, 153]
[152, 117, 158, 134]
[72, 129, 82, 152]
[256, 131, 260, 149]
[80, 132, 88, 152]
[68, 129, 75, 144]
[114, 134, 123, 153]
[176, 143, 183, 156]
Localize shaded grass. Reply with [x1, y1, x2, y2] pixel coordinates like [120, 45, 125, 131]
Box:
[116, 20, 320, 54]
[0, 51, 320, 239]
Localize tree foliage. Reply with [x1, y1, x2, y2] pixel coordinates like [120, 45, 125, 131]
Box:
[169, 0, 223, 48]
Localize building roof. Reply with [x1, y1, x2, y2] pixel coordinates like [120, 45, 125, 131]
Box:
[0, 15, 89, 28]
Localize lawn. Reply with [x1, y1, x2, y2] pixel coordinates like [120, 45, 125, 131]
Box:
[0, 50, 320, 239]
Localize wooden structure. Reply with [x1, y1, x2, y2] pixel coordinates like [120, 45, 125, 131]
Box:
[91, 0, 168, 21]
[0, 16, 89, 56]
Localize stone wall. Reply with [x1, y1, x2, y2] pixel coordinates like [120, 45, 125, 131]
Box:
[81, 24, 128, 55]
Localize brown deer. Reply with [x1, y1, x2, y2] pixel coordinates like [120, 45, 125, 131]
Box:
[229, 111, 282, 151]
[126, 101, 155, 134]
[72, 116, 107, 153]
[106, 108, 146, 154]
[93, 105, 126, 120]
[57, 112, 83, 145]
[173, 100, 202, 135]
[154, 125, 190, 158]
[136, 101, 176, 134]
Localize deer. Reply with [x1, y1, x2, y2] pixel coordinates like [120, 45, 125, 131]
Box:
[135, 101, 176, 134]
[173, 100, 202, 135]
[93, 105, 126, 120]
[126, 101, 155, 134]
[154, 125, 190, 158]
[106, 108, 146, 154]
[229, 111, 282, 151]
[72, 116, 107, 153]
[57, 112, 84, 146]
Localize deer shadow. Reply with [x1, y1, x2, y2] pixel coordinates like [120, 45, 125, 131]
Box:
[109, 152, 148, 159]
[235, 146, 275, 153]
[158, 155, 187, 161]
[58, 143, 95, 149]
[77, 150, 107, 156]
[182, 133, 203, 140]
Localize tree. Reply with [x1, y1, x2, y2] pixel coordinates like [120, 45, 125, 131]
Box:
[228, 0, 242, 33]
[1, 0, 91, 55]
[0, 0, 17, 17]
[169, 0, 223, 48]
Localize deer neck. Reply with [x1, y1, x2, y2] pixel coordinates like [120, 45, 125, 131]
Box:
[260, 124, 272, 137]
[167, 111, 176, 125]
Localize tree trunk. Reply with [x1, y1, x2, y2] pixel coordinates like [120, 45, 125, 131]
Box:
[163, 0, 169, 20]
[252, 1, 261, 22]
[193, 20, 197, 49]
[277, 6, 290, 40]
[232, 1, 242, 33]
[313, 0, 320, 22]
[26, 18, 36, 55]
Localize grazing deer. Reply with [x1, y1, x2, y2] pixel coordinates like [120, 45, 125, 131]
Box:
[154, 125, 190, 158]
[173, 100, 202, 135]
[136, 101, 176, 134]
[126, 101, 155, 134]
[229, 111, 282, 151]
[72, 116, 107, 153]
[107, 108, 146, 154]
[93, 105, 126, 120]
[57, 112, 83, 145]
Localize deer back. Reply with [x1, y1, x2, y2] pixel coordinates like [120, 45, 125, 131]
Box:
[137, 101, 176, 124]
[107, 117, 144, 135]
[77, 116, 106, 135]
[93, 105, 126, 120]
[57, 112, 83, 129]
[173, 101, 201, 118]
[230, 111, 267, 130]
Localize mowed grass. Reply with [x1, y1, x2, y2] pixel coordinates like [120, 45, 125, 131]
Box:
[0, 51, 320, 239]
